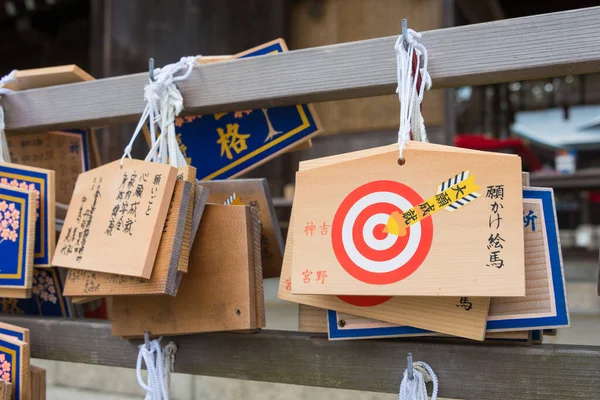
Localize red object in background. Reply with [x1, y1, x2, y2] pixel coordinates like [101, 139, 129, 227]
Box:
[83, 298, 108, 319]
[587, 192, 600, 204]
[454, 134, 543, 171]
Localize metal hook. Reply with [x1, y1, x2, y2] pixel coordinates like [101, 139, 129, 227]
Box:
[401, 18, 409, 51]
[149, 58, 155, 82]
[144, 330, 150, 350]
[407, 352, 414, 381]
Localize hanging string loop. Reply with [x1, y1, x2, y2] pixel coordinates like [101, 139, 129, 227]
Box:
[121, 56, 198, 167]
[399, 360, 438, 400]
[136, 336, 178, 400]
[394, 22, 432, 161]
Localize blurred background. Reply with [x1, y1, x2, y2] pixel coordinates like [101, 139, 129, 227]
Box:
[2, 0, 600, 398]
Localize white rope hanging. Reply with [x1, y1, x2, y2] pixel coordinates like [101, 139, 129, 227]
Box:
[0, 70, 18, 163]
[121, 56, 198, 167]
[394, 27, 432, 160]
[136, 337, 178, 400]
[399, 361, 438, 400]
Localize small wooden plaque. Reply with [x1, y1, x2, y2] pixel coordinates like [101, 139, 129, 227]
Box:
[29, 365, 45, 400]
[0, 186, 36, 292]
[292, 142, 525, 296]
[111, 204, 264, 336]
[0, 333, 29, 400]
[487, 187, 569, 331]
[199, 178, 284, 278]
[0, 323, 29, 344]
[0, 163, 55, 267]
[53, 159, 178, 278]
[174, 166, 196, 274]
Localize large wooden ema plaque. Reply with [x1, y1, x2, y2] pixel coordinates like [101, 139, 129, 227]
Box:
[291, 142, 525, 297]
[52, 159, 177, 279]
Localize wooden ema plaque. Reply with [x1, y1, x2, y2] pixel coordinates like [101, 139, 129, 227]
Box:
[487, 187, 569, 331]
[0, 186, 36, 295]
[0, 267, 71, 317]
[0, 333, 29, 400]
[0, 163, 55, 267]
[63, 176, 195, 296]
[29, 365, 45, 400]
[0, 323, 29, 345]
[53, 159, 177, 278]
[176, 166, 197, 274]
[111, 204, 265, 337]
[198, 178, 284, 278]
[175, 182, 211, 289]
[291, 142, 525, 296]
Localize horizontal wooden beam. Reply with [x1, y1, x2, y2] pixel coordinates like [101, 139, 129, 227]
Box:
[3, 7, 600, 133]
[2, 316, 599, 399]
[530, 169, 600, 190]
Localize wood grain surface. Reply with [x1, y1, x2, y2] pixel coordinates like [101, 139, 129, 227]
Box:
[3, 7, 600, 132]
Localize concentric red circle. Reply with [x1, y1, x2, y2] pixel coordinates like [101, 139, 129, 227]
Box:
[337, 295, 393, 307]
[331, 180, 433, 285]
[351, 202, 410, 262]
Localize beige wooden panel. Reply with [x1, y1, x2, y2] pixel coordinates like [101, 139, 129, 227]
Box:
[298, 304, 328, 333]
[111, 205, 263, 336]
[29, 365, 46, 400]
[53, 159, 178, 278]
[289, 0, 444, 135]
[199, 179, 283, 278]
[292, 143, 525, 296]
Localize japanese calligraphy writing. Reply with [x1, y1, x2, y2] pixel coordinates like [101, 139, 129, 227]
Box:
[302, 269, 313, 283]
[105, 171, 145, 237]
[216, 123, 250, 160]
[60, 177, 102, 262]
[316, 270, 327, 284]
[523, 210, 537, 231]
[300, 269, 328, 285]
[145, 173, 161, 217]
[486, 184, 505, 268]
[456, 297, 472, 311]
[304, 222, 316, 236]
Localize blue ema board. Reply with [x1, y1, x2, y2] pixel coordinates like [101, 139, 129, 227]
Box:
[170, 40, 320, 180]
[0, 186, 32, 287]
[0, 268, 70, 317]
[0, 334, 24, 399]
[328, 187, 569, 340]
[0, 164, 53, 266]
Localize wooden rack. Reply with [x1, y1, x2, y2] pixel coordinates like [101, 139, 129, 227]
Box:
[2, 6, 600, 399]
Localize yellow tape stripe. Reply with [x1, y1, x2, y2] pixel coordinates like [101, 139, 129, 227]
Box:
[385, 175, 480, 236]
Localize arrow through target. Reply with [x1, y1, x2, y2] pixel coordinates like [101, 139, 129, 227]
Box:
[331, 172, 480, 285]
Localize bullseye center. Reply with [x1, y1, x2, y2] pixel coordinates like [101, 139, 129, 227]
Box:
[373, 223, 388, 240]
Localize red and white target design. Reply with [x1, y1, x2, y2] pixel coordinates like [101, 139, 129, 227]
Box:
[331, 180, 433, 285]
